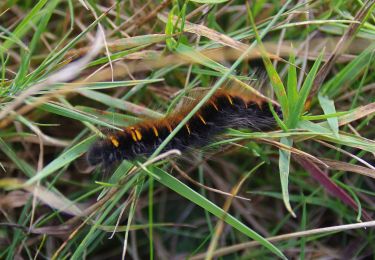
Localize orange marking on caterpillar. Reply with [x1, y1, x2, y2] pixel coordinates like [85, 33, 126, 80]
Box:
[109, 135, 120, 147]
[130, 127, 138, 142]
[197, 114, 206, 125]
[210, 101, 219, 111]
[165, 122, 172, 133]
[226, 94, 233, 105]
[185, 124, 191, 135]
[135, 129, 142, 141]
[152, 126, 159, 137]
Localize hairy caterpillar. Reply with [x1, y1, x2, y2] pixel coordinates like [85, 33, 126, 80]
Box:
[87, 89, 282, 168]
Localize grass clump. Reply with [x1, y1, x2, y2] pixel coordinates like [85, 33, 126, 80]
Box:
[0, 1, 375, 259]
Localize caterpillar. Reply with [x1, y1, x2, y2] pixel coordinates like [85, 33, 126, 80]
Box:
[87, 88, 282, 168]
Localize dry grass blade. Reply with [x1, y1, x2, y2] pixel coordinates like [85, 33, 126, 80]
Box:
[258, 138, 329, 168]
[321, 158, 375, 179]
[315, 139, 375, 170]
[190, 220, 375, 259]
[337, 102, 375, 126]
[0, 190, 30, 209]
[0, 178, 82, 216]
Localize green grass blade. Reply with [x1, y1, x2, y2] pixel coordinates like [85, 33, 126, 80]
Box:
[0, 138, 35, 177]
[25, 136, 96, 185]
[50, 79, 164, 91]
[247, 4, 288, 116]
[75, 106, 139, 127]
[35, 100, 122, 130]
[22, 9, 107, 87]
[70, 175, 139, 259]
[287, 48, 298, 107]
[86, 44, 151, 67]
[78, 89, 163, 118]
[287, 50, 324, 128]
[175, 43, 230, 75]
[152, 166, 287, 259]
[0, 0, 48, 56]
[322, 43, 375, 97]
[165, 5, 178, 50]
[318, 93, 339, 137]
[279, 137, 296, 217]
[22, 0, 60, 72]
[110, 34, 172, 51]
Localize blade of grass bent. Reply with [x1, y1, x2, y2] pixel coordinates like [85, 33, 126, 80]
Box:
[318, 94, 339, 137]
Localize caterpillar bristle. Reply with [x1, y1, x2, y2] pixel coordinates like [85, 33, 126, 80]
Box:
[86, 89, 282, 168]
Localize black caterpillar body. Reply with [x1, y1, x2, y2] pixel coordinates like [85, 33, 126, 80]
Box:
[87, 89, 282, 168]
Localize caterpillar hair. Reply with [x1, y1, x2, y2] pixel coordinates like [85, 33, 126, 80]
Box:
[87, 88, 282, 168]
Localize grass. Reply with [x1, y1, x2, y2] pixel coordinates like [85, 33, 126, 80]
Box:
[1, 0, 375, 259]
